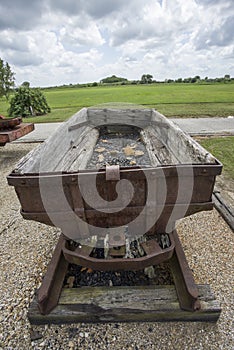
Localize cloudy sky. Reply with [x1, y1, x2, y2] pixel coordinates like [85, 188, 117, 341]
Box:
[0, 0, 233, 87]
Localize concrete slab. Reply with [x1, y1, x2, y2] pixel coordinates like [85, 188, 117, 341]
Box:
[171, 117, 234, 136]
[13, 122, 63, 143]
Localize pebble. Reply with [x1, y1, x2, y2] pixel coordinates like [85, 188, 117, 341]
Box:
[123, 145, 135, 156]
[95, 147, 106, 153]
[88, 129, 151, 169]
[134, 150, 144, 157]
[98, 154, 104, 162]
[0, 143, 233, 350]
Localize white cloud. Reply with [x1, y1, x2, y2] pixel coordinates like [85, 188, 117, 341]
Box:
[0, 0, 46, 30]
[59, 22, 105, 48]
[0, 0, 233, 86]
[0, 30, 29, 52]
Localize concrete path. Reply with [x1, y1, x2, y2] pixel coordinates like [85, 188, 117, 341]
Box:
[14, 117, 234, 143]
[17, 122, 63, 142]
[171, 117, 234, 136]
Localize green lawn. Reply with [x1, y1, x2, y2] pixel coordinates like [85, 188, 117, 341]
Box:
[1, 82, 233, 122]
[199, 136, 234, 180]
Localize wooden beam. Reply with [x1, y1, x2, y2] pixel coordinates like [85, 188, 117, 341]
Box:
[0, 123, 34, 146]
[28, 284, 221, 324]
[212, 192, 234, 231]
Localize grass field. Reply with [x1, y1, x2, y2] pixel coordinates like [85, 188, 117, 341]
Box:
[199, 136, 234, 180]
[0, 82, 233, 123]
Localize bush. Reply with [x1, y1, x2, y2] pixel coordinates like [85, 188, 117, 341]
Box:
[9, 87, 51, 118]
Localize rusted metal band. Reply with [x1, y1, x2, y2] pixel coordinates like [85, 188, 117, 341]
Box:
[106, 165, 120, 181]
[62, 233, 175, 271]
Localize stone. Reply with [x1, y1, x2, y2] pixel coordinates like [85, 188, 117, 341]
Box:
[95, 147, 106, 153]
[123, 145, 135, 156]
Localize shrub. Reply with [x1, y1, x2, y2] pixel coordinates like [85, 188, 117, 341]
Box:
[9, 87, 51, 118]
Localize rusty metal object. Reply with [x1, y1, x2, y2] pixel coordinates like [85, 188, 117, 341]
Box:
[169, 230, 201, 311]
[108, 229, 126, 247]
[37, 235, 69, 315]
[0, 116, 22, 130]
[62, 233, 175, 271]
[7, 163, 222, 238]
[7, 110, 222, 316]
[36, 230, 201, 314]
[108, 246, 126, 257]
[0, 122, 34, 146]
[106, 165, 120, 181]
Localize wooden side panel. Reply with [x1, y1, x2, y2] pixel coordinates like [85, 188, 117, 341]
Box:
[151, 110, 217, 164]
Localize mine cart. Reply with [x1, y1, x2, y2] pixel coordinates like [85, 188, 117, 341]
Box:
[7, 108, 222, 321]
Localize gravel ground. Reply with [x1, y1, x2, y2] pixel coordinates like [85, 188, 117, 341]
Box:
[0, 143, 233, 350]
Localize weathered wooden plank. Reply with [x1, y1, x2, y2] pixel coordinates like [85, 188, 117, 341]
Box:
[151, 110, 217, 164]
[87, 108, 153, 128]
[212, 192, 234, 231]
[12, 108, 219, 174]
[140, 129, 160, 166]
[14, 108, 89, 173]
[28, 284, 221, 324]
[141, 127, 178, 165]
[55, 127, 99, 171]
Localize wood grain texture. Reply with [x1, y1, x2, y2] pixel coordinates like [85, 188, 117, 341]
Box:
[28, 284, 221, 324]
[13, 108, 217, 174]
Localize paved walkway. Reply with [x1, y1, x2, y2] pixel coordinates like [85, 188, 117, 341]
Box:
[14, 117, 234, 143]
[171, 117, 234, 136]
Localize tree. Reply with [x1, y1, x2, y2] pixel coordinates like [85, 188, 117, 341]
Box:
[9, 86, 51, 118]
[100, 75, 128, 84]
[224, 74, 230, 81]
[21, 81, 30, 88]
[140, 74, 153, 84]
[0, 58, 15, 100]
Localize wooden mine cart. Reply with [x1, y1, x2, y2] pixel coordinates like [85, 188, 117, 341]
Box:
[7, 108, 222, 321]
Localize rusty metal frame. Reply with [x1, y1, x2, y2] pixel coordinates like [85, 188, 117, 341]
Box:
[0, 116, 22, 130]
[6, 112, 221, 317]
[7, 161, 222, 236]
[169, 230, 200, 311]
[62, 233, 175, 271]
[36, 229, 200, 315]
[37, 235, 69, 315]
[0, 123, 34, 146]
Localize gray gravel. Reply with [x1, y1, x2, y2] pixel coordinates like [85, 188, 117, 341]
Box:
[0, 143, 233, 350]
